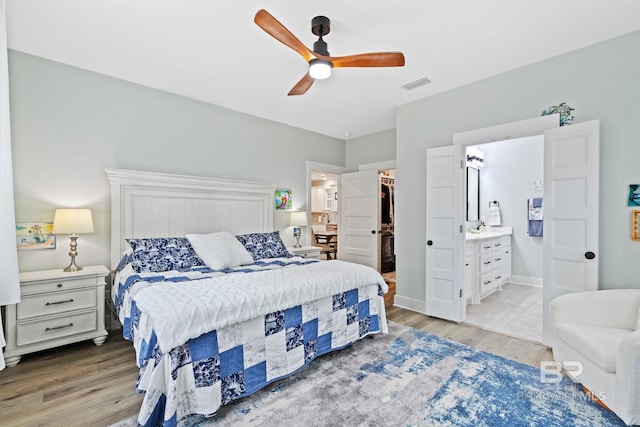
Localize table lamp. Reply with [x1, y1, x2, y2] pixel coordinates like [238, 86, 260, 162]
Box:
[290, 211, 308, 248]
[52, 208, 94, 272]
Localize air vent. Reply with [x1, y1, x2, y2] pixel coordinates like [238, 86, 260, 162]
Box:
[402, 77, 431, 91]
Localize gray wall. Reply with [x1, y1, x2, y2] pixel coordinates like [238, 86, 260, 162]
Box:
[473, 136, 544, 280]
[345, 128, 396, 169]
[396, 30, 640, 305]
[9, 51, 345, 272]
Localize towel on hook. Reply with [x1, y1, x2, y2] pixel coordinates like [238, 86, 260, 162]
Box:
[528, 197, 543, 220]
[488, 206, 502, 226]
[528, 198, 543, 236]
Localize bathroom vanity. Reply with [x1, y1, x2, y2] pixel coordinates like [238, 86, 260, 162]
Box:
[465, 227, 512, 304]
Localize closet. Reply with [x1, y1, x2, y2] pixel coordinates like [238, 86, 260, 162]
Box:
[380, 171, 395, 273]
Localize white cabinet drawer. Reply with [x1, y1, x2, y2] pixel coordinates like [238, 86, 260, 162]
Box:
[492, 267, 504, 284]
[480, 272, 493, 291]
[17, 288, 97, 320]
[480, 241, 494, 254]
[480, 254, 493, 273]
[20, 276, 100, 296]
[500, 235, 511, 248]
[17, 310, 98, 347]
[492, 252, 504, 269]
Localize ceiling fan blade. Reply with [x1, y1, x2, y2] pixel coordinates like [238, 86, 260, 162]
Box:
[255, 9, 315, 62]
[288, 73, 315, 96]
[330, 52, 405, 68]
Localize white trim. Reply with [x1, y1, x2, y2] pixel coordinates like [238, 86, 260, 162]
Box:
[452, 114, 560, 146]
[306, 161, 347, 176]
[358, 159, 397, 171]
[392, 295, 426, 314]
[509, 275, 543, 288]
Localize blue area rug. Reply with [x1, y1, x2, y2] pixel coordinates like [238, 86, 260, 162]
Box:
[114, 322, 624, 426]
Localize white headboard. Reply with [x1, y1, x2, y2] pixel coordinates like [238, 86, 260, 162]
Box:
[106, 168, 275, 270]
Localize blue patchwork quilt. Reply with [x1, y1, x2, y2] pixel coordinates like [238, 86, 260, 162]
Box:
[113, 255, 388, 426]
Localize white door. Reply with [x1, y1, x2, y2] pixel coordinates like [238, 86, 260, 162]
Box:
[426, 145, 465, 322]
[542, 120, 599, 345]
[339, 170, 379, 269]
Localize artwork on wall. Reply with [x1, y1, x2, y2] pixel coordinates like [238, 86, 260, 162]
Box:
[16, 222, 56, 250]
[628, 184, 640, 206]
[632, 210, 640, 241]
[275, 189, 293, 210]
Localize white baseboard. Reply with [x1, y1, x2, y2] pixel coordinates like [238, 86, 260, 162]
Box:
[393, 295, 426, 314]
[509, 275, 543, 288]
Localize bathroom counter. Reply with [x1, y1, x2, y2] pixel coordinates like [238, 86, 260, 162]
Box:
[466, 226, 512, 241]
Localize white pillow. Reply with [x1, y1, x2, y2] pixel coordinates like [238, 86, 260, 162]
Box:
[186, 231, 254, 270]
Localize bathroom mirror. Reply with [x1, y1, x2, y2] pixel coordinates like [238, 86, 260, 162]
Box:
[467, 167, 480, 221]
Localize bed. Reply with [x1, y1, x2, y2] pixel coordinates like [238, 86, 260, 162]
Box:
[106, 169, 389, 426]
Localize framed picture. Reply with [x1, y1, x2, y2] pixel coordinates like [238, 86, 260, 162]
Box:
[16, 222, 56, 250]
[628, 184, 640, 206]
[275, 189, 293, 210]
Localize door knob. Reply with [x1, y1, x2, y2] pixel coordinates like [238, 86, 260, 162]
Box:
[427, 240, 433, 246]
[585, 251, 596, 260]
[371, 230, 376, 235]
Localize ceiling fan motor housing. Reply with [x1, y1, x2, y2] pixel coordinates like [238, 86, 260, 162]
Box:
[311, 16, 331, 56]
[311, 16, 330, 36]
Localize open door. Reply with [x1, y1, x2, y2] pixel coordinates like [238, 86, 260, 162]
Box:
[542, 120, 600, 345]
[425, 145, 465, 322]
[339, 170, 379, 269]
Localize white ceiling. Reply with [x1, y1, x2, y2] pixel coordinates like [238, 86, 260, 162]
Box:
[7, 1, 640, 140]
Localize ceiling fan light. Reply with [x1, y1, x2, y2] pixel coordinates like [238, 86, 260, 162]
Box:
[309, 59, 332, 80]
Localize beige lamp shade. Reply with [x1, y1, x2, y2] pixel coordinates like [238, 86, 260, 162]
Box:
[52, 209, 94, 235]
[290, 211, 308, 227]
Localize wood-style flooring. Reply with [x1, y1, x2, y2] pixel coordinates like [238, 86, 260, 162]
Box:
[0, 306, 553, 427]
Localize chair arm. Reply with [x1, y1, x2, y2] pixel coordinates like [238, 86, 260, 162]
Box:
[550, 290, 640, 330]
[616, 330, 640, 425]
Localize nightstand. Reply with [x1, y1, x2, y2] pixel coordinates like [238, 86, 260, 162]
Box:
[3, 265, 109, 367]
[287, 245, 322, 260]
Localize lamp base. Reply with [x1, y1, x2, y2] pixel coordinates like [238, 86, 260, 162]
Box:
[63, 235, 83, 272]
[293, 236, 302, 248]
[63, 264, 83, 272]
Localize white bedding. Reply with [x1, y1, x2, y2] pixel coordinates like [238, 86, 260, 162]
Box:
[134, 260, 389, 353]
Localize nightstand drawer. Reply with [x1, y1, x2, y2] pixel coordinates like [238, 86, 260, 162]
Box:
[287, 246, 322, 260]
[21, 276, 100, 295]
[17, 288, 97, 320]
[17, 310, 98, 347]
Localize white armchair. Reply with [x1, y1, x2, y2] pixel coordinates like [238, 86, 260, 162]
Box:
[550, 289, 640, 426]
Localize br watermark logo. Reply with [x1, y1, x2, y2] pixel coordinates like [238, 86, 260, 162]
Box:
[538, 361, 607, 403]
[540, 361, 583, 383]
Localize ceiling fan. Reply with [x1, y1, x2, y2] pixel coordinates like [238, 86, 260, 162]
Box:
[254, 9, 405, 96]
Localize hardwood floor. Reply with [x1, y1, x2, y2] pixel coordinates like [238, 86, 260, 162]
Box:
[0, 331, 143, 427]
[0, 307, 553, 427]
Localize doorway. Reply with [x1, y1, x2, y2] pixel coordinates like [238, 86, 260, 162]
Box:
[310, 170, 339, 260]
[379, 169, 396, 308]
[462, 136, 544, 343]
[425, 116, 600, 345]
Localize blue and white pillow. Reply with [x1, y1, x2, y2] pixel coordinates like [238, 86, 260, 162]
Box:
[235, 231, 291, 260]
[126, 237, 205, 273]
